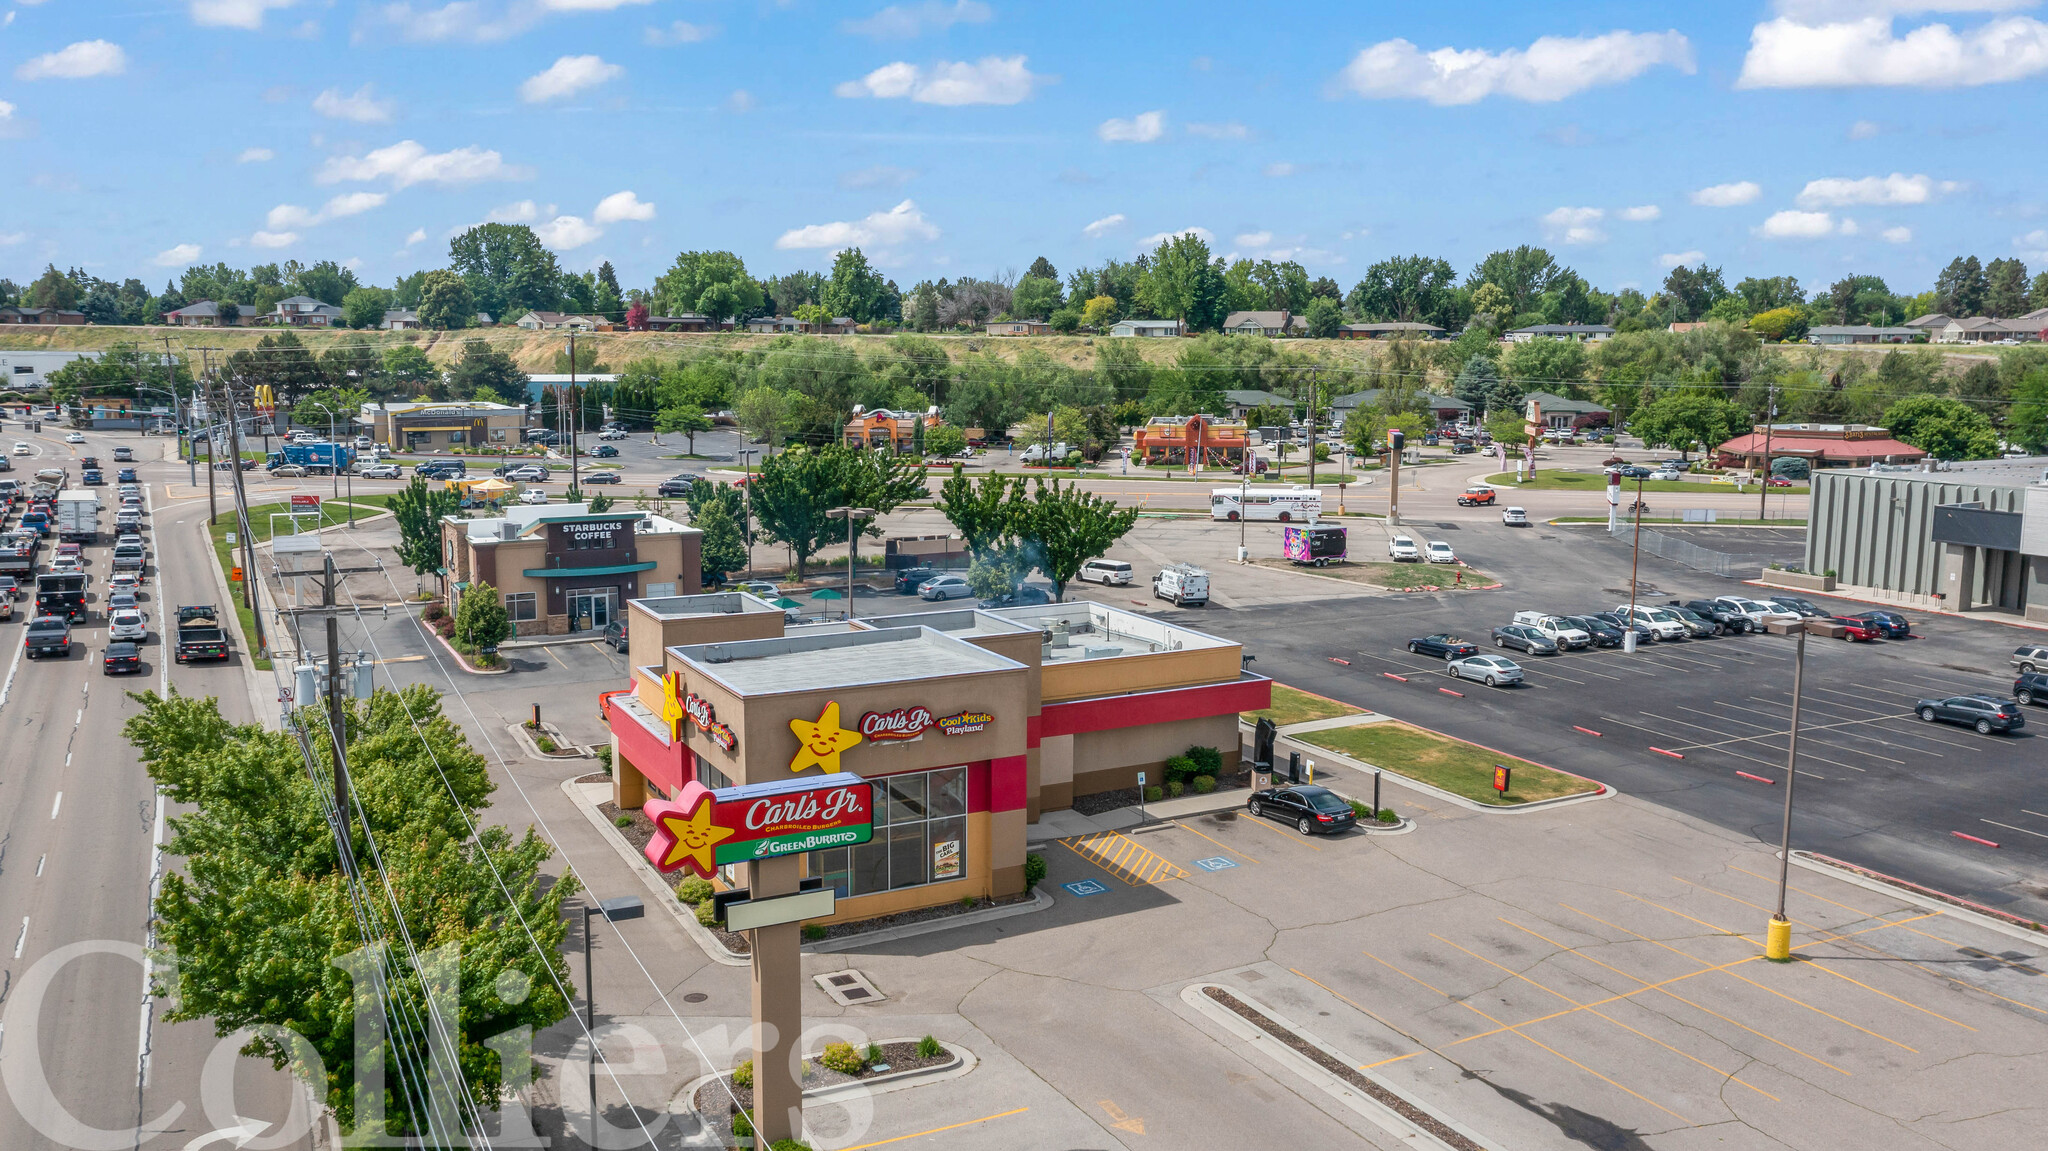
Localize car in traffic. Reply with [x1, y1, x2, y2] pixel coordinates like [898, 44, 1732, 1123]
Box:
[517, 489, 548, 505]
[1764, 476, 1794, 488]
[358, 462, 402, 479]
[107, 571, 141, 596]
[1852, 610, 1910, 639]
[270, 464, 307, 478]
[2015, 671, 2048, 706]
[580, 469, 622, 484]
[503, 464, 550, 482]
[109, 608, 147, 642]
[588, 444, 620, 458]
[82, 469, 104, 485]
[1491, 624, 1559, 656]
[12, 442, 27, 455]
[1424, 541, 1458, 564]
[1915, 693, 2025, 735]
[117, 468, 137, 483]
[1677, 599, 1752, 634]
[1407, 633, 1478, 660]
[1447, 653, 1525, 686]
[102, 641, 142, 675]
[918, 574, 973, 601]
[657, 476, 692, 498]
[1455, 486, 1497, 507]
[64, 432, 84, 444]
[1563, 614, 1624, 647]
[1246, 784, 1357, 835]
[1502, 506, 1529, 526]
[47, 555, 84, 576]
[112, 446, 133, 462]
[1648, 467, 1683, 482]
[23, 615, 70, 659]
[1387, 535, 1420, 561]
[2011, 644, 2048, 673]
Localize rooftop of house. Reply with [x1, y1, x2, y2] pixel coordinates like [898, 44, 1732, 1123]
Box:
[1221, 389, 1296, 407]
[1339, 321, 1445, 332]
[1808, 325, 1923, 335]
[1223, 310, 1291, 327]
[670, 625, 1025, 696]
[1510, 323, 1616, 335]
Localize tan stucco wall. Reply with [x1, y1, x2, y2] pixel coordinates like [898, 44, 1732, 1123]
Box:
[1070, 712, 1240, 798]
[1039, 645, 1242, 703]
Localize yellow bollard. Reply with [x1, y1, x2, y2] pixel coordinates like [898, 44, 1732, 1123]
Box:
[1765, 916, 1792, 961]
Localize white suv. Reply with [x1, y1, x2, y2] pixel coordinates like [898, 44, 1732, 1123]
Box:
[1387, 535, 1420, 561]
[1714, 595, 1799, 628]
[1614, 604, 1688, 641]
[1079, 559, 1133, 585]
[1512, 612, 1591, 649]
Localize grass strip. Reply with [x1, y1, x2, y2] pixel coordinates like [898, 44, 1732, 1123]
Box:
[1296, 720, 1595, 806]
[200, 496, 392, 670]
[1243, 683, 1366, 728]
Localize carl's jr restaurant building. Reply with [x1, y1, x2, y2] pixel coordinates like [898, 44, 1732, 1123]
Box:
[602, 593, 1271, 923]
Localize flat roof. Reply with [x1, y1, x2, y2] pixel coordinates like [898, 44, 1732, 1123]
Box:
[1830, 459, 2048, 490]
[859, 607, 1040, 639]
[633, 591, 784, 619]
[985, 600, 1237, 663]
[673, 625, 1024, 696]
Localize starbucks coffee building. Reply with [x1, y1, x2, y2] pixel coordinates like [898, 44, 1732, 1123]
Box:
[603, 594, 1270, 923]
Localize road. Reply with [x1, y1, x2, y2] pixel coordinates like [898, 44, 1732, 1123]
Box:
[0, 422, 311, 1151]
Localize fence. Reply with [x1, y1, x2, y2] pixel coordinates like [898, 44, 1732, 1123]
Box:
[1610, 524, 1766, 580]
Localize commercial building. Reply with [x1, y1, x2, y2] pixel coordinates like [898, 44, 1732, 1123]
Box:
[844, 405, 941, 450]
[440, 503, 702, 635]
[1713, 423, 1924, 471]
[365, 400, 529, 450]
[603, 596, 1267, 922]
[1806, 462, 2048, 622]
[0, 350, 95, 387]
[1132, 414, 1252, 467]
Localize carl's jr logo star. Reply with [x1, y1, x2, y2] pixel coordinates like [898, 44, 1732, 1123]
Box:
[788, 701, 862, 774]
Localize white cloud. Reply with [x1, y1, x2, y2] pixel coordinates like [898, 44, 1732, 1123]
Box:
[154, 243, 202, 266]
[313, 84, 396, 123]
[0, 232, 25, 246]
[1138, 226, 1215, 248]
[1658, 250, 1705, 268]
[1263, 162, 1297, 178]
[2019, 229, 2048, 259]
[541, 0, 654, 9]
[403, 227, 428, 246]
[843, 0, 992, 39]
[1335, 29, 1694, 104]
[1234, 230, 1273, 248]
[1838, 216, 1861, 235]
[839, 165, 918, 190]
[726, 89, 756, 113]
[236, 146, 274, 163]
[1883, 225, 1914, 243]
[520, 54, 622, 103]
[1795, 172, 1958, 207]
[535, 215, 601, 249]
[17, 40, 128, 81]
[487, 199, 540, 222]
[1097, 111, 1164, 143]
[266, 191, 389, 232]
[374, 0, 650, 42]
[644, 20, 716, 45]
[1689, 180, 1762, 207]
[1849, 118, 1882, 138]
[1083, 213, 1126, 237]
[1542, 206, 1606, 244]
[1617, 204, 1661, 221]
[1186, 121, 1249, 140]
[833, 55, 1043, 104]
[1756, 209, 1837, 238]
[1739, 13, 2048, 88]
[317, 140, 531, 187]
[190, 0, 294, 29]
[593, 190, 655, 223]
[249, 231, 298, 249]
[776, 199, 940, 251]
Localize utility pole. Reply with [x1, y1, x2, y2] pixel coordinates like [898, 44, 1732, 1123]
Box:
[1304, 370, 1320, 490]
[567, 331, 581, 496]
[1757, 377, 1777, 523]
[201, 372, 219, 526]
[154, 335, 190, 483]
[325, 556, 350, 850]
[218, 370, 262, 639]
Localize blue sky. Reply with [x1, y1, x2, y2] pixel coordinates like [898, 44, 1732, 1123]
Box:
[8, 0, 2048, 297]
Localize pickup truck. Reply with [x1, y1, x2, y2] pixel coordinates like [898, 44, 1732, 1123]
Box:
[175, 605, 230, 663]
[1511, 611, 1592, 649]
[22, 615, 70, 659]
[111, 540, 145, 575]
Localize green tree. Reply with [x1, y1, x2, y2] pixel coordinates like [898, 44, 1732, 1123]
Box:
[1011, 275, 1062, 320]
[1747, 306, 1809, 342]
[24, 263, 82, 310]
[1015, 478, 1139, 602]
[416, 270, 474, 331]
[1985, 258, 2030, 318]
[750, 444, 927, 579]
[382, 344, 440, 391]
[449, 223, 563, 320]
[1139, 233, 1225, 330]
[822, 248, 890, 323]
[935, 466, 1027, 561]
[455, 579, 512, 651]
[1303, 297, 1344, 338]
[1342, 405, 1433, 459]
[1881, 394, 2000, 460]
[1452, 355, 1503, 412]
[1347, 254, 1459, 325]
[1467, 246, 1559, 315]
[2010, 367, 2048, 454]
[733, 385, 792, 447]
[447, 339, 527, 402]
[1628, 392, 1747, 460]
[1934, 256, 1988, 317]
[684, 482, 749, 586]
[924, 425, 966, 458]
[1468, 282, 1512, 326]
[293, 260, 359, 306]
[342, 286, 392, 330]
[1501, 337, 1589, 398]
[127, 687, 574, 1139]
[293, 386, 369, 432]
[1080, 295, 1119, 330]
[652, 250, 764, 321]
[390, 476, 462, 595]
[656, 404, 713, 454]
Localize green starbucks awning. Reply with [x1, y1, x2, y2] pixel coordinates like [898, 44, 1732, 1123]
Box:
[520, 561, 656, 578]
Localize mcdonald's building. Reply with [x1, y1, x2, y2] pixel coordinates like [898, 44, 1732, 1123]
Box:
[602, 594, 1270, 923]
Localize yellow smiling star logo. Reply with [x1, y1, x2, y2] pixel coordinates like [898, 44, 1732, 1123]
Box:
[660, 672, 687, 741]
[647, 785, 735, 876]
[789, 701, 863, 774]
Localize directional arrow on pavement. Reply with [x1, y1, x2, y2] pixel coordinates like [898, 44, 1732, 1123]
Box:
[1097, 1099, 1145, 1135]
[182, 1116, 271, 1151]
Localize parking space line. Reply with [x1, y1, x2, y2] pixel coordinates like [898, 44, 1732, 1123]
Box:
[1428, 933, 1779, 1100]
[1288, 966, 1437, 1056]
[1672, 877, 1944, 946]
[1800, 957, 1977, 1031]
[838, 1107, 1029, 1150]
[1507, 917, 1849, 1076]
[1062, 831, 1190, 885]
[1176, 821, 1261, 864]
[544, 645, 569, 668]
[1441, 950, 1762, 1051]
[1645, 710, 1859, 774]
[1362, 949, 1695, 1126]
[1752, 693, 1971, 756]
[1723, 698, 1925, 760]
[1237, 813, 1323, 851]
[1981, 819, 2048, 841]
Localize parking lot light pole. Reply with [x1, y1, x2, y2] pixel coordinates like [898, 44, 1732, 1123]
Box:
[736, 447, 759, 581]
[1625, 475, 1645, 653]
[827, 506, 874, 619]
[1763, 617, 1845, 961]
[583, 895, 645, 1128]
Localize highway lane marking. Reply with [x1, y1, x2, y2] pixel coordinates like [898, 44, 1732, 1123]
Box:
[12, 917, 24, 958]
[50, 792, 61, 819]
[0, 628, 25, 714]
[34, 854, 43, 877]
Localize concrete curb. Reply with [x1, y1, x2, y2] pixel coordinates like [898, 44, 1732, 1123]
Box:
[1180, 984, 1503, 1151]
[1788, 850, 2048, 947]
[558, 777, 750, 968]
[506, 721, 592, 761]
[1276, 729, 1617, 815]
[424, 625, 512, 675]
[1744, 578, 2048, 634]
[802, 888, 1053, 954]
[673, 1039, 977, 1135]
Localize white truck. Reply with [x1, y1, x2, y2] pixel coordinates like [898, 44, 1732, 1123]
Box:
[1512, 611, 1592, 650]
[1152, 563, 1210, 607]
[1020, 441, 1072, 464]
[1614, 603, 1689, 641]
[55, 490, 99, 544]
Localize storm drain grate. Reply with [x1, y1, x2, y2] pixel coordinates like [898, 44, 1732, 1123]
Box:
[814, 969, 887, 1005]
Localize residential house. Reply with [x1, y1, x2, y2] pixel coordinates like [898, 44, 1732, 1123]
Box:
[1328, 390, 1472, 425]
[159, 300, 258, 327]
[1220, 389, 1296, 419]
[646, 314, 720, 333]
[745, 315, 801, 334]
[1667, 322, 1710, 334]
[1505, 323, 1615, 343]
[1109, 318, 1184, 338]
[0, 305, 86, 326]
[1903, 313, 1951, 336]
[1806, 325, 1923, 345]
[1222, 310, 1295, 337]
[1522, 391, 1612, 430]
[844, 405, 942, 450]
[986, 320, 1051, 336]
[813, 316, 859, 335]
[514, 311, 606, 332]
[1334, 322, 1445, 340]
[1931, 309, 2048, 344]
[382, 308, 421, 330]
[271, 295, 343, 326]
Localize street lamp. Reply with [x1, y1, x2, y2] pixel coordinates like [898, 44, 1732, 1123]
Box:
[582, 894, 645, 1128]
[827, 506, 875, 618]
[1624, 472, 1646, 653]
[1763, 616, 1846, 961]
[736, 447, 759, 582]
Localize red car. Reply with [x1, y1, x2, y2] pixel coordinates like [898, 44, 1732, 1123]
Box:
[1827, 615, 1881, 641]
[1765, 476, 1794, 488]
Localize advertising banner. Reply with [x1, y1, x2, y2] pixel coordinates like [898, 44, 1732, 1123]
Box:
[644, 774, 874, 878]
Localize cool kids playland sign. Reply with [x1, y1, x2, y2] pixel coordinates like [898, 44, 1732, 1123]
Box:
[642, 774, 875, 879]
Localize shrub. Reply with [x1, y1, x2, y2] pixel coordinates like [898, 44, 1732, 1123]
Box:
[915, 1035, 943, 1060]
[695, 902, 720, 928]
[613, 814, 632, 828]
[424, 603, 446, 621]
[536, 736, 558, 754]
[731, 1059, 753, 1089]
[820, 1042, 866, 1076]
[1378, 808, 1399, 824]
[676, 877, 714, 905]
[1166, 780, 1185, 798]
[1348, 799, 1370, 819]
[802, 923, 827, 941]
[1191, 774, 1217, 794]
[1186, 745, 1224, 775]
[1162, 754, 1198, 783]
[1144, 785, 1163, 803]
[731, 1109, 752, 1138]
[864, 1042, 883, 1065]
[1023, 852, 1046, 891]
[595, 745, 613, 771]
[770, 1141, 813, 1151]
[959, 895, 977, 909]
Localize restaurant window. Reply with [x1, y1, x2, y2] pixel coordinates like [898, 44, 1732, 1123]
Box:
[694, 756, 731, 791]
[809, 766, 967, 898]
[505, 592, 537, 621]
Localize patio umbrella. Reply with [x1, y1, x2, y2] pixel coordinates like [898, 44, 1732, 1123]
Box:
[771, 597, 802, 609]
[810, 588, 844, 600]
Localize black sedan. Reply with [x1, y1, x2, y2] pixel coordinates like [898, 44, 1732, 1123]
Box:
[657, 476, 693, 498]
[580, 470, 622, 484]
[1679, 599, 1752, 634]
[1247, 785, 1357, 835]
[1587, 611, 1653, 642]
[103, 641, 142, 675]
[2016, 672, 2048, 706]
[1852, 610, 1910, 639]
[1915, 694, 2025, 735]
[1769, 595, 1829, 618]
[1491, 624, 1559, 655]
[1563, 614, 1624, 647]
[1407, 633, 1478, 660]
[894, 566, 939, 594]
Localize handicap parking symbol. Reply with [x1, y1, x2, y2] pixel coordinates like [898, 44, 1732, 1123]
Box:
[1194, 856, 1239, 872]
[1062, 879, 1109, 897]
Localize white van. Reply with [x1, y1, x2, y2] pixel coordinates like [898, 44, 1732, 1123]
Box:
[1079, 559, 1133, 586]
[1020, 442, 1072, 463]
[1152, 563, 1209, 606]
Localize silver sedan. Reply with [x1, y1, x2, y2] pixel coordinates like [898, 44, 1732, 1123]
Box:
[1447, 654, 1525, 687]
